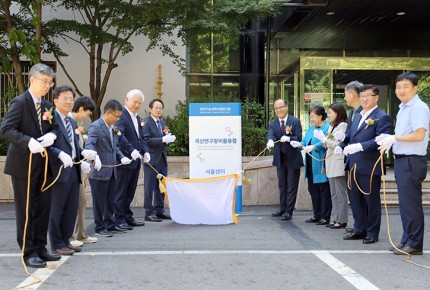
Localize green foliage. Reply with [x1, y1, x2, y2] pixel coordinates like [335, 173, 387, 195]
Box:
[165, 100, 189, 156]
[242, 100, 265, 128]
[242, 127, 268, 156]
[0, 136, 9, 156]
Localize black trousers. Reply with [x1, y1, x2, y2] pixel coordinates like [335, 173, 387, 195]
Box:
[12, 170, 52, 259]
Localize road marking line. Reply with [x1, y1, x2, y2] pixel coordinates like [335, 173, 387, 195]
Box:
[1, 250, 391, 257]
[313, 251, 380, 290]
[14, 256, 70, 290]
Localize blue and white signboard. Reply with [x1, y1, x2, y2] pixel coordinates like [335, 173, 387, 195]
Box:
[189, 103, 243, 213]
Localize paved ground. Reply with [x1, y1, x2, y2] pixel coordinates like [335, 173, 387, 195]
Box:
[1, 202, 430, 290]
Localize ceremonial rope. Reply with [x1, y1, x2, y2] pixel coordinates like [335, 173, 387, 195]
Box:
[346, 150, 430, 268]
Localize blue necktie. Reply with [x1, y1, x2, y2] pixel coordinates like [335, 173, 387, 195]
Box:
[156, 120, 162, 135]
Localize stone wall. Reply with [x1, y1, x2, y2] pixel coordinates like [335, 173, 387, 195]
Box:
[0, 155, 312, 210]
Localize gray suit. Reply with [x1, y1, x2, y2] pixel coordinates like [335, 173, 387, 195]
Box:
[85, 117, 125, 232]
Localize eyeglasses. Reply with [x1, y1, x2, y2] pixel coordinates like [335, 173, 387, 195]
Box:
[109, 111, 120, 119]
[274, 105, 287, 111]
[34, 77, 55, 88]
[359, 94, 377, 99]
[59, 97, 75, 102]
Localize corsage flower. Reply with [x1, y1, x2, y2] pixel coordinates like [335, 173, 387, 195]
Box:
[365, 117, 378, 129]
[113, 127, 121, 136]
[42, 107, 54, 124]
[285, 126, 292, 135]
[326, 132, 335, 140]
[140, 119, 145, 127]
[162, 126, 169, 135]
[75, 125, 88, 142]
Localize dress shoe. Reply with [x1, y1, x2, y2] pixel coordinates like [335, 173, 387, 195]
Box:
[393, 245, 423, 256]
[272, 210, 285, 217]
[145, 215, 162, 222]
[156, 213, 171, 220]
[109, 226, 127, 233]
[281, 213, 292, 221]
[326, 221, 336, 227]
[95, 229, 113, 237]
[343, 232, 366, 240]
[119, 223, 133, 230]
[78, 236, 98, 244]
[388, 244, 404, 252]
[25, 257, 47, 268]
[68, 245, 82, 252]
[363, 236, 379, 244]
[39, 251, 61, 261]
[127, 219, 145, 227]
[69, 239, 84, 247]
[53, 247, 75, 256]
[316, 219, 329, 225]
[345, 227, 353, 233]
[330, 222, 347, 229]
[305, 217, 318, 223]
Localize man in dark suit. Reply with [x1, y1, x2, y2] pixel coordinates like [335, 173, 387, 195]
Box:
[0, 63, 60, 268]
[266, 99, 303, 221]
[342, 84, 391, 244]
[48, 86, 97, 255]
[85, 100, 131, 237]
[115, 89, 150, 230]
[142, 99, 176, 222]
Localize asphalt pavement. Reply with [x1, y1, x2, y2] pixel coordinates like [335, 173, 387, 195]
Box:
[1, 203, 429, 290]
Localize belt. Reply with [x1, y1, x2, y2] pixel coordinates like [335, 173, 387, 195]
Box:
[393, 154, 422, 159]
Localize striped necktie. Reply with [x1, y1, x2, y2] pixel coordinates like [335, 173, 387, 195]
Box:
[65, 116, 73, 143]
[156, 120, 162, 135]
[36, 101, 42, 132]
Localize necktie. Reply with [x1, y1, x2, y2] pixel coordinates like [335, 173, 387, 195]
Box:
[36, 101, 42, 132]
[280, 120, 286, 153]
[156, 120, 162, 135]
[65, 116, 73, 143]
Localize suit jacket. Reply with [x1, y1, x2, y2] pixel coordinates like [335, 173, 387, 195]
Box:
[267, 115, 304, 169]
[142, 116, 168, 170]
[48, 110, 82, 183]
[0, 90, 58, 178]
[344, 107, 391, 176]
[323, 122, 347, 178]
[117, 108, 149, 170]
[85, 117, 125, 181]
[301, 123, 329, 183]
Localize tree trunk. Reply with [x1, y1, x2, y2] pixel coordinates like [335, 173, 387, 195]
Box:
[1, 1, 25, 93]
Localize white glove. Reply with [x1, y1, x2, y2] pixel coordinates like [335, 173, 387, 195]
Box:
[303, 145, 314, 153]
[290, 140, 302, 148]
[162, 133, 176, 144]
[130, 149, 141, 160]
[94, 155, 102, 171]
[80, 161, 91, 174]
[280, 136, 290, 142]
[28, 138, 44, 154]
[343, 143, 363, 155]
[334, 146, 343, 155]
[313, 129, 326, 142]
[377, 135, 396, 151]
[58, 151, 73, 168]
[266, 139, 274, 149]
[333, 131, 345, 142]
[375, 133, 391, 143]
[121, 157, 132, 165]
[82, 149, 97, 161]
[143, 152, 151, 163]
[37, 132, 57, 147]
